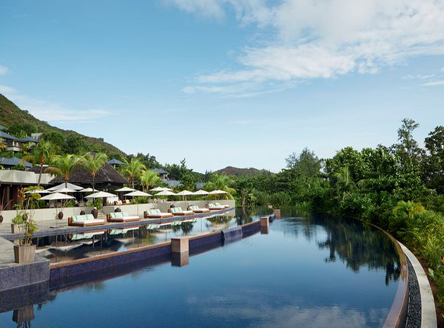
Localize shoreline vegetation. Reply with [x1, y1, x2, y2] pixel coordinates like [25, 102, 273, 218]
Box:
[1, 114, 442, 320]
[232, 119, 443, 322]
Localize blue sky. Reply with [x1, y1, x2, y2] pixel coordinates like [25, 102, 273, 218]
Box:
[0, 0, 443, 173]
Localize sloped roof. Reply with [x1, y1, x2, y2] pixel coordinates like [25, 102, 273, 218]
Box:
[107, 158, 125, 165]
[153, 168, 169, 174]
[0, 130, 18, 141]
[0, 124, 6, 131]
[18, 136, 39, 143]
[0, 157, 32, 168]
[195, 182, 205, 190]
[162, 179, 181, 187]
[31, 162, 128, 185]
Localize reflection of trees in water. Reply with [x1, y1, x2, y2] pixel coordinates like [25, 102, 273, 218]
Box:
[181, 222, 194, 234]
[206, 216, 234, 229]
[83, 281, 106, 292]
[312, 216, 401, 285]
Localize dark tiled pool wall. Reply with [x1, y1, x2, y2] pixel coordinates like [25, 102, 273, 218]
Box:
[0, 255, 49, 292]
[189, 232, 222, 249]
[222, 226, 243, 244]
[50, 253, 172, 292]
[0, 281, 49, 314]
[189, 240, 223, 256]
[50, 244, 171, 282]
[241, 220, 261, 237]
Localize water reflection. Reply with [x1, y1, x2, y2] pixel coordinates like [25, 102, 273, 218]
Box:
[312, 216, 401, 285]
[0, 209, 401, 328]
[31, 211, 241, 264]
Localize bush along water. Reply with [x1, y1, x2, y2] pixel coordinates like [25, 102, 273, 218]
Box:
[231, 120, 444, 315]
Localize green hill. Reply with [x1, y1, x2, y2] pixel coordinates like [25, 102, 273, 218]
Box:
[215, 166, 267, 177]
[0, 94, 125, 155]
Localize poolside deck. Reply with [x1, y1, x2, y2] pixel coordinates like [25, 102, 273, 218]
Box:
[0, 207, 234, 241]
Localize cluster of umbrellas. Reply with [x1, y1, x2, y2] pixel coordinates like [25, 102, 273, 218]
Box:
[24, 182, 228, 228]
[26, 182, 228, 203]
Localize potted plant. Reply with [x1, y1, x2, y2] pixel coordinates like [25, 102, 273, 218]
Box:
[11, 212, 25, 234]
[14, 212, 38, 264]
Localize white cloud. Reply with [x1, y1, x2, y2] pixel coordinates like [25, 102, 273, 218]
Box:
[169, 0, 444, 95]
[0, 84, 17, 94]
[0, 84, 115, 123]
[0, 66, 8, 76]
[422, 80, 444, 87]
[403, 73, 435, 80]
[163, 0, 225, 19]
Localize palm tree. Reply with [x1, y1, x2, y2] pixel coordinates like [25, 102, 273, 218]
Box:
[140, 169, 161, 192]
[121, 158, 146, 189]
[27, 140, 56, 186]
[81, 152, 108, 191]
[46, 154, 80, 187]
[393, 201, 426, 220]
[205, 174, 236, 200]
[0, 141, 7, 151]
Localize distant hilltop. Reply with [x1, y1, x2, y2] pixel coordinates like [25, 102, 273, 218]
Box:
[215, 166, 267, 177]
[0, 94, 125, 155]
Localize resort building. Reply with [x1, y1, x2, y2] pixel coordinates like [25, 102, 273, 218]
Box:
[152, 168, 169, 179]
[0, 170, 53, 210]
[0, 130, 21, 153]
[0, 125, 39, 153]
[38, 162, 128, 190]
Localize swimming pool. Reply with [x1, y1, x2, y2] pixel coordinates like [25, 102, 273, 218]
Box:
[29, 210, 248, 263]
[0, 209, 402, 327]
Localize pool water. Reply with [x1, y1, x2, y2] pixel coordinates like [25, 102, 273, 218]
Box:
[33, 210, 245, 263]
[0, 209, 401, 328]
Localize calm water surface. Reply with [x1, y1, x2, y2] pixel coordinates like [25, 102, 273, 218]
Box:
[0, 209, 401, 328]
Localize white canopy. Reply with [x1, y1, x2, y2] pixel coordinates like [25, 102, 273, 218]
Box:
[85, 191, 117, 199]
[116, 186, 136, 192]
[25, 189, 52, 194]
[124, 190, 152, 197]
[155, 190, 176, 196]
[56, 187, 76, 193]
[40, 192, 75, 201]
[193, 189, 209, 195]
[79, 188, 98, 193]
[209, 190, 227, 195]
[151, 187, 172, 192]
[48, 183, 83, 191]
[176, 190, 194, 196]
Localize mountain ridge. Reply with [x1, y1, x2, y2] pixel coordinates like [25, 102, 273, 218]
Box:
[0, 94, 125, 155]
[214, 166, 268, 177]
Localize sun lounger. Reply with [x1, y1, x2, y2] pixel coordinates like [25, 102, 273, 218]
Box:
[68, 230, 106, 241]
[169, 207, 194, 216]
[108, 212, 140, 222]
[215, 202, 230, 209]
[145, 209, 173, 218]
[207, 203, 225, 210]
[189, 205, 210, 213]
[108, 227, 139, 235]
[68, 214, 106, 226]
[147, 224, 161, 231]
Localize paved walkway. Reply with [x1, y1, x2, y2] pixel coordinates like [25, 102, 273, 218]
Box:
[0, 237, 15, 269]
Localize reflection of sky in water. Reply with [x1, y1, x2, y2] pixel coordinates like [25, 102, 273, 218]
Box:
[0, 213, 400, 328]
[35, 211, 241, 263]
